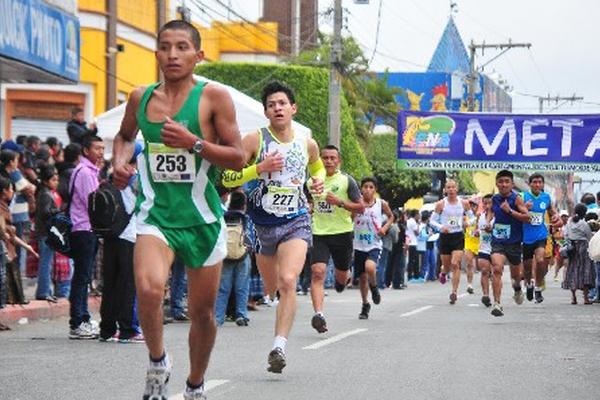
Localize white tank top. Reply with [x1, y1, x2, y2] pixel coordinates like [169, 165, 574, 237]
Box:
[440, 197, 465, 234]
[353, 198, 383, 251]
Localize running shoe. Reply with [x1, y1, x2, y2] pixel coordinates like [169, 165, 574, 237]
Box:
[69, 322, 99, 340]
[526, 284, 534, 302]
[481, 296, 492, 308]
[267, 347, 286, 373]
[438, 272, 447, 284]
[449, 292, 457, 305]
[358, 303, 371, 320]
[467, 286, 474, 294]
[99, 332, 119, 342]
[235, 317, 249, 326]
[311, 314, 328, 333]
[513, 289, 524, 305]
[335, 277, 351, 293]
[119, 333, 145, 343]
[183, 386, 206, 400]
[491, 303, 504, 317]
[173, 313, 190, 322]
[143, 354, 172, 400]
[370, 285, 381, 305]
[534, 290, 544, 304]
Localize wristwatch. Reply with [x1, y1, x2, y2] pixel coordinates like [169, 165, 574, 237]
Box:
[190, 139, 204, 155]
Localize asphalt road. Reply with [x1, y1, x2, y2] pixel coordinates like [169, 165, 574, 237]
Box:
[1, 271, 599, 400]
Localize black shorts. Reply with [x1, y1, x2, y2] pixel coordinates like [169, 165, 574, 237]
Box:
[311, 232, 354, 271]
[439, 232, 465, 255]
[477, 252, 491, 262]
[491, 242, 522, 266]
[353, 248, 381, 276]
[522, 239, 546, 260]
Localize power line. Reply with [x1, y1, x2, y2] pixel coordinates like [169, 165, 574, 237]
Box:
[368, 0, 384, 66]
[80, 55, 137, 88]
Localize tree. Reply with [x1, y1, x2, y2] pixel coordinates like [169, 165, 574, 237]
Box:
[289, 34, 401, 142]
[368, 133, 431, 209]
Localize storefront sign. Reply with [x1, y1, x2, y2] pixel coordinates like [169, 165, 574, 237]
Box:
[397, 111, 600, 172]
[0, 0, 80, 82]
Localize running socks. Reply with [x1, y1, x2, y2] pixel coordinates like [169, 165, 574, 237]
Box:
[186, 379, 204, 392]
[273, 336, 287, 353]
[149, 352, 169, 368]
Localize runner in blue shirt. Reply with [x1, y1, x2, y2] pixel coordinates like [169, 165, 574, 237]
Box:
[521, 173, 561, 304]
[487, 170, 530, 317]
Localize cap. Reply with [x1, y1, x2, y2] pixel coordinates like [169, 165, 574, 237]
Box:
[1, 140, 24, 154]
[559, 210, 569, 217]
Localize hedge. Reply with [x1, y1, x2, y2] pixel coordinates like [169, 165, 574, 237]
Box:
[195, 62, 372, 179]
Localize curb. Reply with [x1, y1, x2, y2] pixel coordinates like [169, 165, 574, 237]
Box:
[0, 296, 102, 326]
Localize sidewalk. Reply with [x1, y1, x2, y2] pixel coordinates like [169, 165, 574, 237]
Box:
[0, 278, 101, 326]
[0, 296, 101, 325]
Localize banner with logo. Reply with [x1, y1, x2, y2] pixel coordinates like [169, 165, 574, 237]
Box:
[0, 0, 80, 82]
[397, 111, 600, 172]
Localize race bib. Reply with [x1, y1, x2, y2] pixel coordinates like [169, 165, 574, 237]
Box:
[481, 232, 492, 244]
[356, 229, 374, 246]
[263, 186, 299, 215]
[493, 224, 511, 240]
[448, 216, 461, 228]
[316, 200, 333, 214]
[148, 143, 195, 183]
[530, 212, 543, 226]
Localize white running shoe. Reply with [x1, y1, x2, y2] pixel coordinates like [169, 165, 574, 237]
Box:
[513, 290, 524, 305]
[183, 385, 207, 400]
[143, 354, 173, 400]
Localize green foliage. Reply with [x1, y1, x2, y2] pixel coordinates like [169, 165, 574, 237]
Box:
[290, 34, 403, 142]
[195, 62, 371, 178]
[454, 170, 478, 194]
[367, 133, 431, 209]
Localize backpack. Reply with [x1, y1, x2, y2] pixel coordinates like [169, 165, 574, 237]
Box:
[46, 212, 73, 256]
[88, 182, 131, 238]
[45, 167, 82, 256]
[225, 214, 247, 261]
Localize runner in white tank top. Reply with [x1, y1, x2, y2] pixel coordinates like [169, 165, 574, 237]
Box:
[475, 194, 494, 307]
[353, 177, 394, 320]
[429, 179, 472, 304]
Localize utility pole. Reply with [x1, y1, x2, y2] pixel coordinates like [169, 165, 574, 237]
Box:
[328, 0, 342, 147]
[538, 94, 583, 113]
[467, 39, 531, 111]
[291, 0, 301, 56]
[106, 0, 117, 110]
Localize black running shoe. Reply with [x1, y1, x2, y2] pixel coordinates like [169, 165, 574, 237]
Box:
[467, 286, 474, 295]
[358, 303, 371, 320]
[481, 295, 492, 308]
[370, 285, 381, 305]
[267, 347, 286, 373]
[491, 303, 504, 317]
[534, 290, 544, 304]
[311, 314, 328, 333]
[335, 277, 351, 293]
[449, 292, 457, 305]
[526, 285, 534, 301]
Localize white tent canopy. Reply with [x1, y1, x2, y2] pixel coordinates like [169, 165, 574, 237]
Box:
[96, 75, 312, 157]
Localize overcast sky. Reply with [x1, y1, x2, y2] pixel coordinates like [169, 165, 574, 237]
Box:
[192, 0, 600, 115]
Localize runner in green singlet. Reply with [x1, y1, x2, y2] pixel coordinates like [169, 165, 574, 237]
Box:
[112, 20, 244, 400]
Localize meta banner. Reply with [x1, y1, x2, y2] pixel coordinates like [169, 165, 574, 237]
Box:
[397, 111, 600, 172]
[0, 0, 80, 82]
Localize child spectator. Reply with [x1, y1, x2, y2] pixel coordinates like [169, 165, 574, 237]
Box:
[215, 191, 251, 326]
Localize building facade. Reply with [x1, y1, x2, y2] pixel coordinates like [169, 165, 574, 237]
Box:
[1, 0, 278, 144]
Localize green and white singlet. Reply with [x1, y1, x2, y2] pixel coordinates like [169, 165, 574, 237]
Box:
[135, 81, 223, 228]
[134, 81, 225, 267]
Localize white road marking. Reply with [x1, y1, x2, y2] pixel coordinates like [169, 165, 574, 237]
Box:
[303, 328, 368, 350]
[458, 293, 469, 298]
[169, 380, 230, 399]
[467, 303, 480, 307]
[398, 305, 433, 318]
